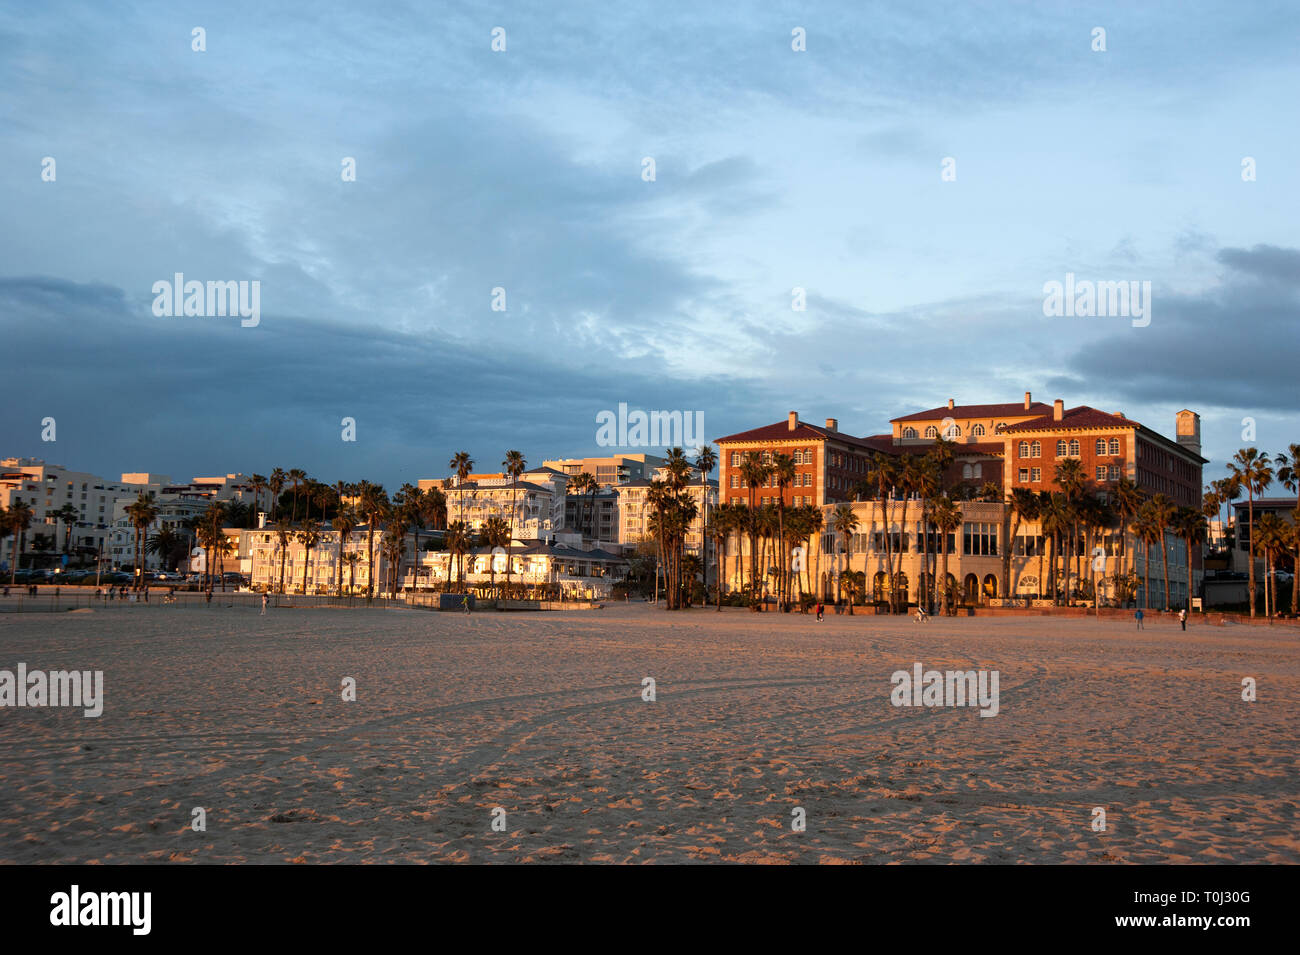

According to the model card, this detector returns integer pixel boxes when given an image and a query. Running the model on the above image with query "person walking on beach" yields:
[1135,608,1144,630]
[815,601,824,622]
[1179,608,1187,631]
[260,592,269,615]
[461,594,472,615]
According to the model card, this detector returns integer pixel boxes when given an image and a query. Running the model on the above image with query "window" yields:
[1095,439,1107,455]
[1108,465,1120,481]
[963,522,998,556]
[944,423,961,438]
[972,423,985,436]
[1031,441,1041,457]
[1056,440,1067,457]
[1068,439,1080,457]
[803,473,812,486]
[730,452,739,466]
[962,464,973,480]
[972,463,982,478]
[1019,468,1030,483]
[1096,466,1106,481]
[1031,467,1041,482]
[730,475,738,488]
[903,427,917,438]
[1108,438,1120,455]
[925,426,938,439]
[1019,441,1030,457]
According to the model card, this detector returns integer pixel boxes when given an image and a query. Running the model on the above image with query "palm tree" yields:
[125,492,158,589]
[273,518,293,594]
[483,515,510,598]
[502,450,526,601]
[695,445,717,604]
[1147,493,1177,611]
[1275,443,1300,615]
[395,484,425,582]
[287,469,307,523]
[1039,492,1069,605]
[1211,475,1242,550]
[297,518,322,595]
[248,473,267,528]
[1172,506,1207,615]
[445,521,471,591]
[145,525,183,572]
[1132,500,1163,611]
[709,500,736,610]
[865,453,898,612]
[355,481,389,600]
[770,453,796,607]
[1255,513,1287,618]
[381,519,408,596]
[6,501,33,582]
[930,496,961,614]
[1007,487,1039,600]
[449,452,474,525]
[1112,476,1142,580]
[51,503,79,557]
[332,506,357,596]
[1053,458,1086,600]
[268,468,286,521]
[343,551,361,597]
[831,505,858,612]
[568,472,598,540]
[738,453,772,603]
[1226,448,1273,617]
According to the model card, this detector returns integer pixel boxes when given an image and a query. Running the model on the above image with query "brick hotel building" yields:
[715,394,1207,608]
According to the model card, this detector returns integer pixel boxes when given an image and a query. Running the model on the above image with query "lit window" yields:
[903,427,917,438]
[925,426,938,439]
[972,424,986,436]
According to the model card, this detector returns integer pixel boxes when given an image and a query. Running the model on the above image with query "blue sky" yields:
[2,1,1298,488]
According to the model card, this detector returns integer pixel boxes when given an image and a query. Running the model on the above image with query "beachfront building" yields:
[715,398,1206,609]
[402,540,629,599]
[613,475,718,560]
[420,467,569,536]
[244,526,406,595]
[542,453,667,487]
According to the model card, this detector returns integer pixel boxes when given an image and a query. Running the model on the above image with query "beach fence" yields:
[0,588,407,613]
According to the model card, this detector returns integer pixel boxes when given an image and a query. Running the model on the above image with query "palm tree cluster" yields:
[645,448,704,610]
[1214,444,1300,618]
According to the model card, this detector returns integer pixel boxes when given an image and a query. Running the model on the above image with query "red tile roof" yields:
[1002,406,1137,432]
[715,421,899,455]
[893,402,1054,423]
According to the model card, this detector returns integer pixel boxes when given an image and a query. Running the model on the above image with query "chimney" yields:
[1024,391,1032,410]
[1052,399,1064,422]
[947,398,955,410]
[825,418,837,432]
[788,411,799,431]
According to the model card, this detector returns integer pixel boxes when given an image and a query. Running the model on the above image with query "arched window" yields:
[1108,438,1120,455]
[972,423,986,436]
[1019,441,1030,457]
[903,427,917,438]
[1068,439,1080,457]
[972,463,982,479]
[1095,438,1107,455]
[1056,440,1067,457]
[944,423,961,438]
[1031,441,1041,457]
[962,463,973,480]
[925,426,938,439]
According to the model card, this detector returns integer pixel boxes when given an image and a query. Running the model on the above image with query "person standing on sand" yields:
[1179,608,1187,631]
[261,592,268,615]
[1135,608,1144,630]
[816,601,824,621]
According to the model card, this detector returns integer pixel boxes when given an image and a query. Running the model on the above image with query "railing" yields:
[0,589,407,612]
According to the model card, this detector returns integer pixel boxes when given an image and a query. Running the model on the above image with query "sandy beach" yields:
[0,602,1296,864]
